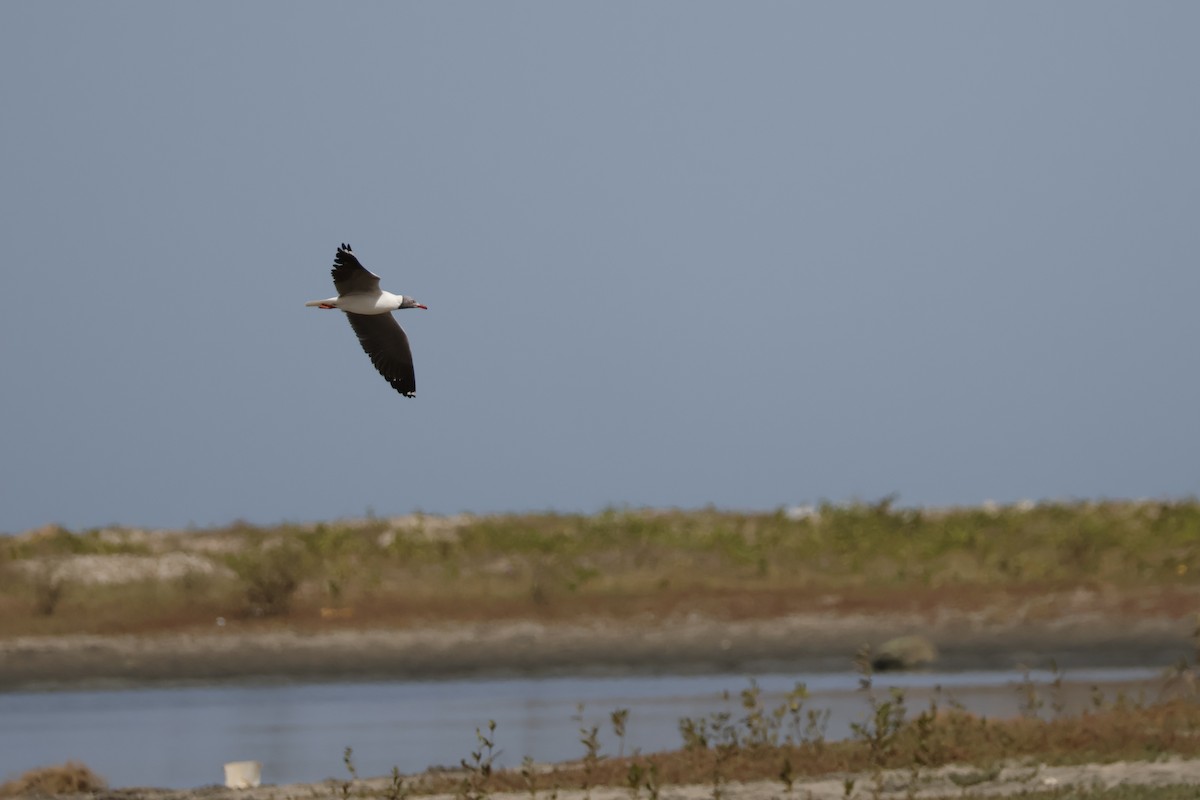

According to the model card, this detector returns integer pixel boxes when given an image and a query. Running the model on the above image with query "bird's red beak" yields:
[415,303,428,309]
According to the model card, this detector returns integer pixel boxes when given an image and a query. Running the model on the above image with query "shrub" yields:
[225,537,311,616]
[0,762,106,796]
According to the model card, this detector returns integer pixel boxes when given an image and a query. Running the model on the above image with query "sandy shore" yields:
[85,758,1200,800]
[0,609,1193,691]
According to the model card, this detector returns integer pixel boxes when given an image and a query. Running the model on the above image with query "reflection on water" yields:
[0,667,1160,789]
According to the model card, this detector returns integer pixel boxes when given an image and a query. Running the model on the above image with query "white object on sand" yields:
[224,760,262,789]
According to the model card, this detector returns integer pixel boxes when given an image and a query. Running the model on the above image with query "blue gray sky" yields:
[3,3,1198,533]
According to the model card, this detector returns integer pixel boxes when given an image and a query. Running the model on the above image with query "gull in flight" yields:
[306,243,427,397]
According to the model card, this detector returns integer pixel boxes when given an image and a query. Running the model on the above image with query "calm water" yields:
[0,667,1160,789]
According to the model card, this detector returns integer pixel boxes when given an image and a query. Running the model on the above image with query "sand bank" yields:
[80,758,1200,800]
[0,610,1192,691]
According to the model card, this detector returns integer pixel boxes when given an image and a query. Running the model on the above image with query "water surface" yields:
[0,667,1159,789]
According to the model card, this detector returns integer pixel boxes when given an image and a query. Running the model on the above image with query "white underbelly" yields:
[338,293,392,314]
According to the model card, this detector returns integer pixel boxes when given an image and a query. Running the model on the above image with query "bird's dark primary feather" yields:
[345,311,416,398]
[331,243,382,296]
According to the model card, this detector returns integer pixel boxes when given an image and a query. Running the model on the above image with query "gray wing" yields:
[331,243,382,296]
[345,311,416,398]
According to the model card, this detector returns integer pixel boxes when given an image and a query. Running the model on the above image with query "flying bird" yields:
[306,243,427,397]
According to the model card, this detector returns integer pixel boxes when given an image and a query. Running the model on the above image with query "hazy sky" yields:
[3,3,1198,533]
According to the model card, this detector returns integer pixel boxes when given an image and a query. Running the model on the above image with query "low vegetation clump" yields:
[0,761,106,796]
[1,498,1199,637]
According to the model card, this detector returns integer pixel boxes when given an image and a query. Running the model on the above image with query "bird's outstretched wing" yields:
[331,243,382,296]
[345,311,416,397]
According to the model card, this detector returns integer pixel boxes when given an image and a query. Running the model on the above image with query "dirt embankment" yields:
[0,607,1193,691]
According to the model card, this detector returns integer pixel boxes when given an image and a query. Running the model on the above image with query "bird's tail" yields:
[306,299,337,308]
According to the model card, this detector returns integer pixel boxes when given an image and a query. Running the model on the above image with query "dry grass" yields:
[0,762,106,796]
[396,694,1200,797]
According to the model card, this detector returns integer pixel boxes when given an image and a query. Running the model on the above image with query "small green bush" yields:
[225,537,311,616]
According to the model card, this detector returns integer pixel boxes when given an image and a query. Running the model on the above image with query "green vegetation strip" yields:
[3,499,1199,635]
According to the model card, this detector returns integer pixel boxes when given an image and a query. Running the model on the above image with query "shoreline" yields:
[0,611,1192,692]
[38,757,1200,799]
